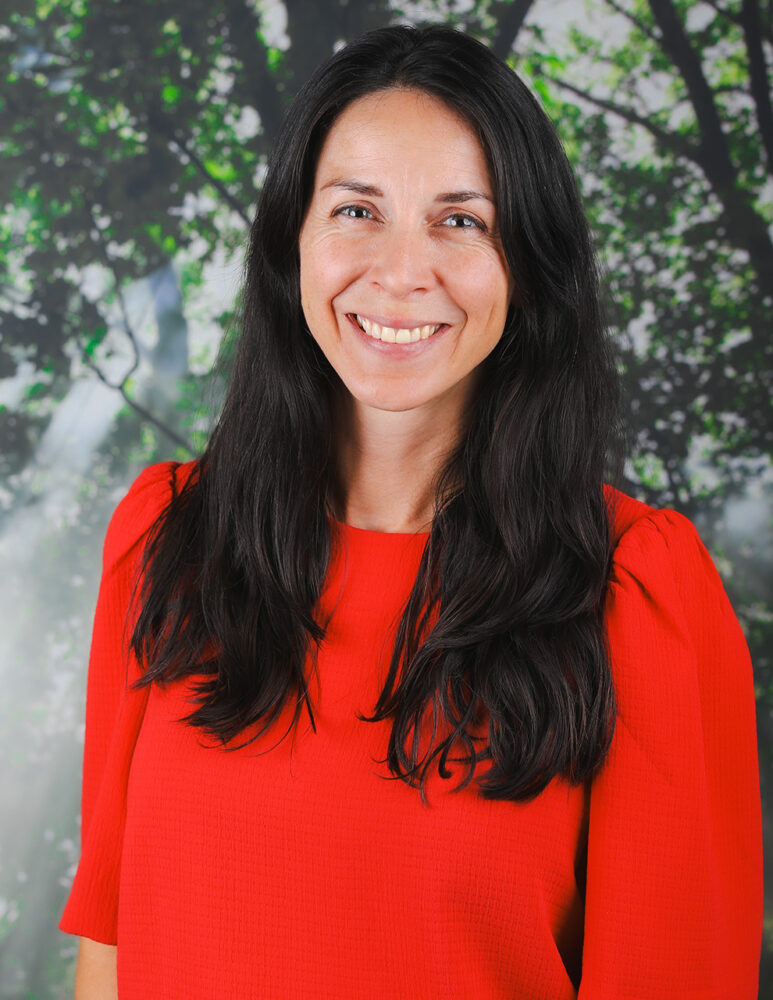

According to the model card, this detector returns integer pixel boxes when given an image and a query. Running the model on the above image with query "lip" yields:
[345,313,451,354]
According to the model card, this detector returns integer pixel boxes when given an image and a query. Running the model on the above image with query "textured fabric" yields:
[60,461,762,998]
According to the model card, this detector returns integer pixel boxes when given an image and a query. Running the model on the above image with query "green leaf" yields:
[82,327,106,358]
[162,83,182,106]
[24,381,48,400]
[203,158,235,182]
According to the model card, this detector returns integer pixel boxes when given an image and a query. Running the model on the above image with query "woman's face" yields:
[299,88,514,417]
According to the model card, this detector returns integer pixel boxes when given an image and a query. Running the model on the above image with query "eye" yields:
[333,204,375,220]
[440,212,486,232]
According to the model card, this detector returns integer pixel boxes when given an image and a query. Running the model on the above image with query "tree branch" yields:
[139,96,252,227]
[700,0,772,42]
[551,73,773,288]
[645,0,773,285]
[551,75,698,160]
[164,128,252,229]
[700,0,743,26]
[222,0,286,145]
[490,0,539,59]
[84,357,195,454]
[740,0,773,175]
[89,208,142,384]
[764,0,773,42]
[647,0,735,187]
[82,205,195,455]
[602,0,662,44]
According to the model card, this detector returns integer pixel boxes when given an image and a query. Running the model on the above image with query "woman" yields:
[62,24,762,998]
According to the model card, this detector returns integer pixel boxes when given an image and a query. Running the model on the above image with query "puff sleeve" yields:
[578,509,762,998]
[59,461,190,943]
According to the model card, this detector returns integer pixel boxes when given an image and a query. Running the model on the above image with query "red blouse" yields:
[60,461,762,998]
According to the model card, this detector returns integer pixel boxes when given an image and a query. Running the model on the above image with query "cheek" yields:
[454,259,511,323]
[300,236,362,318]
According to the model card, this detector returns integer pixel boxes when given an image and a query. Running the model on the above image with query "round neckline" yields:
[328,515,430,540]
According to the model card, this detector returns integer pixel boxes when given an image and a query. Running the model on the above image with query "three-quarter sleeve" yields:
[59,461,187,943]
[578,509,762,998]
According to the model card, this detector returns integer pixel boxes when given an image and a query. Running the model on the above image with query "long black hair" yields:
[132,24,623,801]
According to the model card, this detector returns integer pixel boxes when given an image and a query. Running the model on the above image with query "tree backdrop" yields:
[0,0,770,994]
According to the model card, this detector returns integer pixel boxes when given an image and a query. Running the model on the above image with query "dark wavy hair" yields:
[132,24,623,802]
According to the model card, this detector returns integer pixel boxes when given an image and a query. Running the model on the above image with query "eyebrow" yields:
[320,178,494,204]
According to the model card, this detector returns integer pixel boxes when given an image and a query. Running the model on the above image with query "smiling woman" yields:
[298,88,514,528]
[60,23,761,1000]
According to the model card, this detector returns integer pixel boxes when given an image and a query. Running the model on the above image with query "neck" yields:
[331,391,469,534]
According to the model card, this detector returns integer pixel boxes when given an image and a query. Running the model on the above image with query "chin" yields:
[354,395,425,413]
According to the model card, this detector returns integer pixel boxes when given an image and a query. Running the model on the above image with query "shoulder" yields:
[604,483,696,549]
[602,486,750,734]
[603,484,730,613]
[584,492,761,994]
[101,460,199,572]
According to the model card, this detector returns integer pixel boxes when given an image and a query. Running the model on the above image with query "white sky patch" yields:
[685,432,723,492]
[754,175,773,215]
[78,263,110,302]
[627,299,656,356]
[175,242,246,375]
[253,160,268,190]
[671,195,721,234]
[168,190,217,224]
[720,327,753,352]
[255,0,290,50]
[0,379,124,555]
[176,189,221,220]
[229,105,262,141]
[629,451,669,492]
[390,2,446,25]
[0,360,37,409]
[724,489,773,543]
[685,3,716,32]
[212,69,235,97]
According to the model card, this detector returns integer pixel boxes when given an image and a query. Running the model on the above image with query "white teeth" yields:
[355,315,442,343]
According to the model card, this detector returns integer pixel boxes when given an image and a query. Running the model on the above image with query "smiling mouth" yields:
[350,314,446,344]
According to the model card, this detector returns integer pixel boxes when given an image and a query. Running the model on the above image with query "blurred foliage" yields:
[0,0,770,994]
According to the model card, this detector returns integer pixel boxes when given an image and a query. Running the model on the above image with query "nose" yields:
[367,224,435,298]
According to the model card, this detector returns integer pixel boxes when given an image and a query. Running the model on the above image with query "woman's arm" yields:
[60,465,190,947]
[578,509,762,997]
[74,938,117,999]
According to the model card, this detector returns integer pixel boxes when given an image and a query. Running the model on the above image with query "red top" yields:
[60,461,762,998]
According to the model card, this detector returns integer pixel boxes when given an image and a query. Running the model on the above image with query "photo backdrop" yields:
[1,0,770,995]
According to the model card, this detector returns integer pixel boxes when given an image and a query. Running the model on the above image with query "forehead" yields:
[313,88,493,193]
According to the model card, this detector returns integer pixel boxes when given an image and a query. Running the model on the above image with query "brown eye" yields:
[441,213,486,232]
[334,205,374,220]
